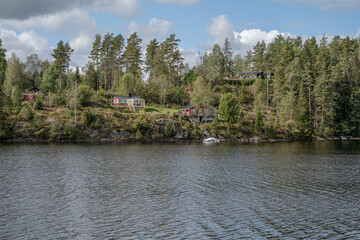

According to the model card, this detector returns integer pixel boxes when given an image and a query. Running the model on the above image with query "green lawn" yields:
[145,106,180,115]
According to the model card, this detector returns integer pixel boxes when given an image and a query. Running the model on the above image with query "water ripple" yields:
[1,141,360,239]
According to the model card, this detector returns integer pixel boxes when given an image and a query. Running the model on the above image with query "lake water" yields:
[1,141,360,239]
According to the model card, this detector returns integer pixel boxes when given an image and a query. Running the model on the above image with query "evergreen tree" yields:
[52,40,73,93]
[145,38,158,80]
[0,39,6,87]
[89,33,102,90]
[205,44,224,85]
[123,32,143,81]
[40,65,57,94]
[219,93,239,123]
[100,33,114,90]
[222,37,234,78]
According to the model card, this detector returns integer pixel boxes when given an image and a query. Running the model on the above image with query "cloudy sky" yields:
[0,0,359,68]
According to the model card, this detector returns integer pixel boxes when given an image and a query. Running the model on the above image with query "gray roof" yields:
[180,104,193,110]
[114,96,144,100]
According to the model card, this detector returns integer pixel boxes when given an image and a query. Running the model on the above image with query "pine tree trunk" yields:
[60,75,62,94]
[276,99,279,124]
[308,85,311,113]
[266,72,269,109]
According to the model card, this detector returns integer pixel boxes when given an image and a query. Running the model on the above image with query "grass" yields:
[145,106,180,115]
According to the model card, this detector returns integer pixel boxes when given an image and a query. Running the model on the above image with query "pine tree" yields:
[222,37,234,78]
[145,38,158,80]
[100,33,114,90]
[52,40,73,93]
[123,32,143,81]
[0,39,6,87]
[89,34,102,90]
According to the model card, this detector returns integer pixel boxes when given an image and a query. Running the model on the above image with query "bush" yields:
[21,102,34,121]
[55,96,65,106]
[44,93,55,107]
[77,84,94,107]
[33,97,43,110]
[254,112,264,132]
[81,110,95,126]
[136,129,142,139]
[324,127,334,137]
[165,121,174,137]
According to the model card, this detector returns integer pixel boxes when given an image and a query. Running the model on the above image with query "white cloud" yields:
[277,0,360,11]
[356,29,360,38]
[1,10,96,34]
[205,14,294,56]
[0,28,52,61]
[128,18,174,46]
[156,0,200,5]
[69,34,93,68]
[205,15,234,47]
[179,47,199,67]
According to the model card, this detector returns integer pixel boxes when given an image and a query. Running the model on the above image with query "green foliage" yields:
[20,102,34,120]
[190,76,214,107]
[81,110,95,125]
[219,93,239,123]
[10,85,22,108]
[119,73,134,96]
[4,52,23,96]
[165,121,174,137]
[33,97,43,110]
[238,84,249,103]
[77,84,94,107]
[136,129,142,139]
[131,117,148,135]
[40,65,57,94]
[0,39,6,87]
[54,95,65,106]
[254,112,264,132]
[0,120,13,139]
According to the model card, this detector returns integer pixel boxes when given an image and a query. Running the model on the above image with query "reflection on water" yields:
[1,141,360,239]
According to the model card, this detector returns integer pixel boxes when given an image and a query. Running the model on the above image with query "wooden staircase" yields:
[187,114,210,137]
[128,104,135,113]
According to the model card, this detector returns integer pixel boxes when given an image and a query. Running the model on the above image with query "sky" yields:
[0,0,359,69]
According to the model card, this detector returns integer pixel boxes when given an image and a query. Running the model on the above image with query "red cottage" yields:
[180,104,216,123]
[22,94,35,101]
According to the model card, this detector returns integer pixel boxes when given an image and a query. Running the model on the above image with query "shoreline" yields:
[1,136,358,144]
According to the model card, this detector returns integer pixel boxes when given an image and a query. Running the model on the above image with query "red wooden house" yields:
[22,94,35,101]
[180,104,216,123]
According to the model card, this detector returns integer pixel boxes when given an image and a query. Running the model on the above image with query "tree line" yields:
[0,33,359,138]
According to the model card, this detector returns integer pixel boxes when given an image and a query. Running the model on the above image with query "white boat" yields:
[340,136,347,140]
[203,137,219,143]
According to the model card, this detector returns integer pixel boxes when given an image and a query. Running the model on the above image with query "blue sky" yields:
[0,0,359,68]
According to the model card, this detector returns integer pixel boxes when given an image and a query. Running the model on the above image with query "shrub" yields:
[77,84,94,107]
[136,129,142,139]
[21,102,34,121]
[324,127,334,137]
[81,110,95,126]
[254,112,264,132]
[55,96,65,106]
[165,121,174,137]
[33,97,43,110]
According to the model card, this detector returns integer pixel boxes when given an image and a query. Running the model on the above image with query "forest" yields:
[0,32,359,141]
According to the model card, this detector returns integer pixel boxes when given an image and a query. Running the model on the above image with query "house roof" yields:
[114,96,144,100]
[180,104,193,110]
[180,104,217,111]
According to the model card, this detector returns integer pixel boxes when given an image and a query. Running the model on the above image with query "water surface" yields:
[1,141,360,239]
